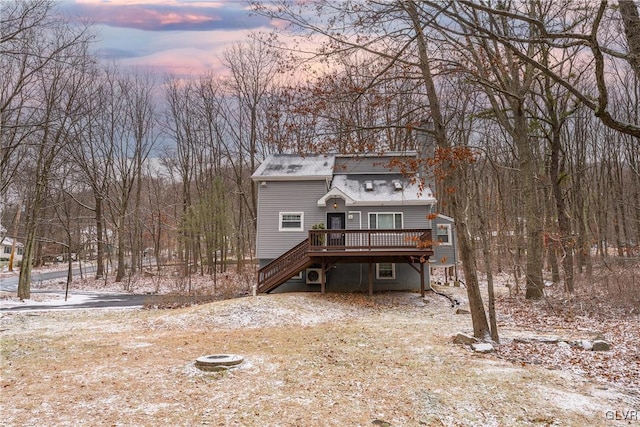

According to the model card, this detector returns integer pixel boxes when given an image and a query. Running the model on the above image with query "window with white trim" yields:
[369,212,402,229]
[3,246,10,254]
[279,212,304,231]
[369,213,402,278]
[376,263,395,279]
[436,223,452,245]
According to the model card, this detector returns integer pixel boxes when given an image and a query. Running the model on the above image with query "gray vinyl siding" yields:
[334,156,417,175]
[324,264,426,292]
[346,205,432,229]
[256,179,328,259]
[268,263,429,293]
[432,215,457,267]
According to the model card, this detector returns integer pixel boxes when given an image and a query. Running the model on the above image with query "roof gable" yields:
[251,154,335,181]
[333,152,419,175]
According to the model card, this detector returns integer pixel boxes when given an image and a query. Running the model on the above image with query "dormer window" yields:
[365,181,373,191]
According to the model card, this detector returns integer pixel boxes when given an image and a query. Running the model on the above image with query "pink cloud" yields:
[67,1,270,32]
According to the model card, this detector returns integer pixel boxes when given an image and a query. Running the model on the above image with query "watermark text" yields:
[606,409,639,422]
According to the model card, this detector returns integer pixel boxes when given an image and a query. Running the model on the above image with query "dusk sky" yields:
[60,0,279,75]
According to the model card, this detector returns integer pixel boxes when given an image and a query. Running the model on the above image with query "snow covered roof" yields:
[436,213,455,222]
[251,154,335,181]
[0,237,23,248]
[319,174,435,207]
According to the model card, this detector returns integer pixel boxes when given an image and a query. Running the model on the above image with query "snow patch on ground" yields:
[538,386,608,412]
[143,294,371,331]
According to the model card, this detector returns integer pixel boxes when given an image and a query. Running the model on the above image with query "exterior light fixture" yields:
[333,202,338,209]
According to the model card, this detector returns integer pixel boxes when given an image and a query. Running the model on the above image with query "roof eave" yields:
[251,175,332,182]
[346,199,437,207]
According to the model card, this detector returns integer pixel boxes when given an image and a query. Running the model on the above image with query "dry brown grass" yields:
[1,289,638,427]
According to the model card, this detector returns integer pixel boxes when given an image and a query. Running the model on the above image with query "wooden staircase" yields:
[257,239,312,293]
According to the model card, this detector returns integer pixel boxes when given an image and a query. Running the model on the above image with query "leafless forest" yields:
[2,1,639,334]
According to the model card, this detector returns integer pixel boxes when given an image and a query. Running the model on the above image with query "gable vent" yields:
[365,181,373,191]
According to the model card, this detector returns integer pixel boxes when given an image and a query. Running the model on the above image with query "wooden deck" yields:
[257,229,433,295]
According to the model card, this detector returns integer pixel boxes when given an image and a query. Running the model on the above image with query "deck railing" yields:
[257,229,433,293]
[308,228,432,251]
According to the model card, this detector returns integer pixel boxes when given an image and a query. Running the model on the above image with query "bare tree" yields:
[424,0,640,138]
[106,70,156,285]
[68,66,114,279]
[123,70,157,276]
[163,77,198,277]
[11,7,94,298]
[404,1,492,336]
[0,0,78,195]
[219,40,280,269]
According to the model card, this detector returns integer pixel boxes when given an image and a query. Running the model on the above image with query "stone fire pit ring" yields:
[195,354,244,372]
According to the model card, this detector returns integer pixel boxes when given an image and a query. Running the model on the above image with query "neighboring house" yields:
[0,237,24,262]
[252,152,458,295]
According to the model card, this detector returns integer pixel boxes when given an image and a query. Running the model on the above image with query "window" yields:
[369,212,402,229]
[279,212,304,231]
[437,223,452,245]
[370,213,401,279]
[376,263,395,279]
[3,246,10,254]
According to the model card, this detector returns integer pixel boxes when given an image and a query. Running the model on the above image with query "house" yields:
[251,152,457,295]
[0,237,24,263]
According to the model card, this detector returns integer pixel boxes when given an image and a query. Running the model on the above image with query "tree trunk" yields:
[95,196,105,279]
[513,111,544,300]
[115,214,126,283]
[17,210,37,300]
[18,169,49,299]
[549,126,574,293]
[474,178,499,342]
[455,208,491,339]
[619,0,640,81]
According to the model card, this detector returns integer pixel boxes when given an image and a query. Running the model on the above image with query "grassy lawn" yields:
[1,291,638,426]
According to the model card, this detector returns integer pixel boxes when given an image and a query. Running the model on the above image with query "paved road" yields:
[0,264,98,292]
[1,261,162,311]
[0,291,148,312]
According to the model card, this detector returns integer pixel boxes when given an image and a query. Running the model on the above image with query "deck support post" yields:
[321,258,326,294]
[368,262,373,296]
[420,262,425,297]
